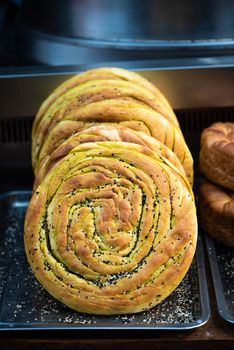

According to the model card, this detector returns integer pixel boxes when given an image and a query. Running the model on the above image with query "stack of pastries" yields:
[199,122,234,247]
[24,67,197,315]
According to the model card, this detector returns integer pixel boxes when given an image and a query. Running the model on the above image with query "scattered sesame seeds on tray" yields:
[206,235,234,324]
[0,191,210,330]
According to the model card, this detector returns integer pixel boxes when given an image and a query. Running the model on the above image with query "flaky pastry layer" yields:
[33,98,193,185]
[199,181,234,247]
[33,67,178,137]
[200,122,234,191]
[25,141,197,315]
[34,125,186,188]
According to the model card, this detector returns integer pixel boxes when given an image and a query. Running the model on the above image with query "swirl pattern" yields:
[33,67,178,137]
[33,98,193,185]
[34,124,186,189]
[200,122,234,191]
[199,181,234,247]
[26,67,197,315]
[25,142,197,315]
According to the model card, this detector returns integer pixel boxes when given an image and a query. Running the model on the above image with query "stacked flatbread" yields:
[25,68,197,315]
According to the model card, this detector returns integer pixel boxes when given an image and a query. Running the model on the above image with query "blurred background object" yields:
[1,0,234,66]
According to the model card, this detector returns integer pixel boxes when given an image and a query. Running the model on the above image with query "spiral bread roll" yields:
[25,142,197,315]
[200,122,234,191]
[32,67,178,137]
[199,182,234,247]
[33,97,193,185]
[199,122,234,246]
[31,68,193,180]
[26,67,197,314]
[34,125,186,189]
[32,78,180,170]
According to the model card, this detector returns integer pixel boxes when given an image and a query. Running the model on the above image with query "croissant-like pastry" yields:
[34,99,193,185]
[25,142,197,315]
[33,67,178,136]
[199,181,234,247]
[200,122,234,191]
[34,125,186,188]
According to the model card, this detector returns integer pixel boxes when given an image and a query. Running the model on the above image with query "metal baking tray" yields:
[0,191,210,331]
[205,235,234,324]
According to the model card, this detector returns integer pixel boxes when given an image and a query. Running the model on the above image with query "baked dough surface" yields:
[200,122,234,191]
[25,142,197,315]
[34,125,186,189]
[32,68,193,185]
[199,181,234,247]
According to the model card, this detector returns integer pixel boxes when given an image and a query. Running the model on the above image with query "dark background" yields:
[1,0,234,67]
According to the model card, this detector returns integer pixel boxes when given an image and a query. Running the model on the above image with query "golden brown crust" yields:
[25,142,197,315]
[33,67,178,136]
[200,122,234,191]
[32,68,180,171]
[33,99,193,185]
[199,181,234,247]
[34,125,186,188]
[26,67,196,315]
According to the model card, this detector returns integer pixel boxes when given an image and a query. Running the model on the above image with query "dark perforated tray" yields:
[0,191,210,330]
[205,235,234,324]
